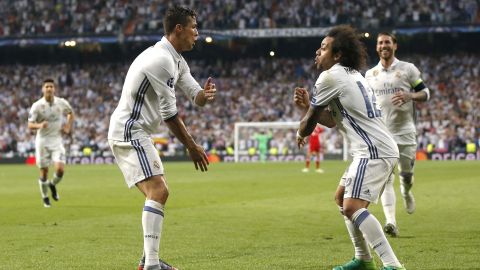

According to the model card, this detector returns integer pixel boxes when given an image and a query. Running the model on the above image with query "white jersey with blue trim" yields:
[108,36,202,142]
[365,58,425,138]
[311,63,398,159]
[28,96,73,146]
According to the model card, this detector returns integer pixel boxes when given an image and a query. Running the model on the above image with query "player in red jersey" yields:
[303,124,324,173]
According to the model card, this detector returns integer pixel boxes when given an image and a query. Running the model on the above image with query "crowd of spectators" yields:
[0,0,479,37]
[0,53,478,159]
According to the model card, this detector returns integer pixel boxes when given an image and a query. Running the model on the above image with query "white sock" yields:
[340,206,372,261]
[142,200,164,266]
[352,208,402,267]
[381,174,396,225]
[38,179,49,198]
[52,173,62,185]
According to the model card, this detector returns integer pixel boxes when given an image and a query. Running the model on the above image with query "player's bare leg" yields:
[136,175,177,270]
[315,152,324,173]
[303,151,311,172]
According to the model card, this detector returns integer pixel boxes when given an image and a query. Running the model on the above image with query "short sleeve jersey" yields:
[108,36,202,141]
[311,64,398,159]
[28,96,73,144]
[365,58,425,137]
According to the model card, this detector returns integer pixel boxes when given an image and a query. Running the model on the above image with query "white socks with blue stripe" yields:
[352,208,401,267]
[341,208,372,261]
[38,179,49,198]
[142,199,165,266]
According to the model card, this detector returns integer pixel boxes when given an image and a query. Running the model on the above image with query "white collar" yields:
[157,36,182,61]
[378,57,399,71]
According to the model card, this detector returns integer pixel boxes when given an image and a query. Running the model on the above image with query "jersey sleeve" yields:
[311,71,340,107]
[61,98,73,114]
[407,64,426,92]
[176,60,202,103]
[28,104,38,123]
[142,55,179,120]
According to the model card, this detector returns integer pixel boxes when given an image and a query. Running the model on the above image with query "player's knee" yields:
[56,169,64,178]
[400,172,413,185]
[342,206,357,219]
[334,191,344,208]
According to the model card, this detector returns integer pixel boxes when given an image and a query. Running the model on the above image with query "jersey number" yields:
[356,81,381,118]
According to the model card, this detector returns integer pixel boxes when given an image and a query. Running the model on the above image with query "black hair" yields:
[377,32,397,44]
[327,25,368,71]
[43,78,54,84]
[163,6,197,35]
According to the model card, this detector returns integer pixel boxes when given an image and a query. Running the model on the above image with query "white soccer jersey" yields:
[311,63,398,159]
[108,37,202,142]
[28,96,73,145]
[365,58,426,139]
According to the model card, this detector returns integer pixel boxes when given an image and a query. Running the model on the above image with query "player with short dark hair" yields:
[366,32,431,237]
[294,25,406,270]
[28,78,74,207]
[108,5,217,270]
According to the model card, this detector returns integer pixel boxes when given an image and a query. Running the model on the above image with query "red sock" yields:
[306,160,310,168]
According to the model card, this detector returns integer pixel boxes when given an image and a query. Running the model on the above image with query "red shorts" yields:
[309,142,320,153]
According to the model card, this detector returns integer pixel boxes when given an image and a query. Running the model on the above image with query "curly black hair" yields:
[327,25,367,71]
[163,6,197,35]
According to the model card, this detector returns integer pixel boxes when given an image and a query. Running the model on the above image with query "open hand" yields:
[203,77,216,102]
[188,144,210,172]
[391,91,412,106]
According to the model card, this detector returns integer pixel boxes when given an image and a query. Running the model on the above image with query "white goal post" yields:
[233,121,348,162]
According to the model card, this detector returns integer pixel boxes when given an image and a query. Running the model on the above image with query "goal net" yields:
[233,121,347,162]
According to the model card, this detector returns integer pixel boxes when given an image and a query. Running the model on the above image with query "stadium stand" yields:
[0,0,479,37]
[0,54,478,158]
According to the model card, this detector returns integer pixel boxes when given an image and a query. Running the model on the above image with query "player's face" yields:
[42,82,55,99]
[178,17,199,52]
[376,35,397,60]
[315,37,337,71]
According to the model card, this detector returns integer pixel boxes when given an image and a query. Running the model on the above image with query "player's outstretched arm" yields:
[164,114,209,171]
[195,77,217,106]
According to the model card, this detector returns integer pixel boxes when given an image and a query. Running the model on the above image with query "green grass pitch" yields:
[1,161,479,269]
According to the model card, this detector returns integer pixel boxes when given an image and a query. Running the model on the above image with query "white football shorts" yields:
[340,157,398,203]
[109,137,164,188]
[35,141,66,168]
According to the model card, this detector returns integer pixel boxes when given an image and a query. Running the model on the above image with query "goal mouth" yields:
[233,121,347,162]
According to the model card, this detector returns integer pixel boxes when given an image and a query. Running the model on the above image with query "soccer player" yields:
[294,25,406,270]
[302,124,324,173]
[254,130,272,162]
[365,32,430,237]
[28,78,74,208]
[107,6,216,270]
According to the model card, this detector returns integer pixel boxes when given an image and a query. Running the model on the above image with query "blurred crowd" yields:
[0,0,479,37]
[0,53,478,158]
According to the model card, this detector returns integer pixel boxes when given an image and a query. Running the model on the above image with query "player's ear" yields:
[333,52,342,62]
[174,24,183,33]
